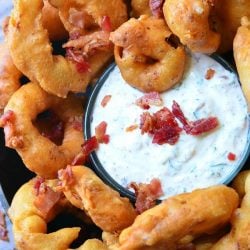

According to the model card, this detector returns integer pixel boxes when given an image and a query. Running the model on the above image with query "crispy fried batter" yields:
[60,166,137,233]
[72,239,108,250]
[233,16,250,107]
[110,15,186,93]
[131,0,151,17]
[1,82,84,178]
[118,185,239,250]
[163,0,221,53]
[231,170,250,199]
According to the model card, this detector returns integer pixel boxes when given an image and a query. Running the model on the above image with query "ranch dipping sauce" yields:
[90,53,249,199]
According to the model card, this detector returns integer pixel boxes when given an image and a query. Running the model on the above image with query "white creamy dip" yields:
[90,53,249,199]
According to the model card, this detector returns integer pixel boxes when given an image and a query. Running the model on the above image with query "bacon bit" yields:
[136,92,163,109]
[205,68,215,80]
[101,95,112,107]
[154,107,179,129]
[153,125,180,145]
[34,186,61,218]
[0,110,15,127]
[100,16,112,32]
[228,152,236,161]
[149,0,164,18]
[0,211,8,241]
[69,116,83,131]
[172,101,219,136]
[140,112,155,134]
[71,136,99,165]
[33,177,47,196]
[129,178,163,214]
[126,124,138,132]
[95,121,110,144]
[58,165,75,189]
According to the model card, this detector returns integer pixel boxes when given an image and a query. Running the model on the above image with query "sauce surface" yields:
[90,53,249,199]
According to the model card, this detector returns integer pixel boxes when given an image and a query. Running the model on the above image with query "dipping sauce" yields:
[90,53,249,199]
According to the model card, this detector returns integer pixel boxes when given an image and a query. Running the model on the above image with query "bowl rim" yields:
[84,54,250,202]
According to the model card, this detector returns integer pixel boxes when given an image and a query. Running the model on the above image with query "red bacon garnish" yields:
[129,178,163,214]
[101,95,112,107]
[228,152,236,161]
[71,136,99,165]
[205,68,215,80]
[95,121,110,144]
[126,124,138,132]
[33,177,46,196]
[0,211,8,241]
[149,0,164,18]
[136,92,163,110]
[100,16,112,32]
[152,125,180,145]
[58,165,75,189]
[140,112,155,134]
[172,101,219,136]
[34,186,61,218]
[0,110,15,126]
[69,116,82,131]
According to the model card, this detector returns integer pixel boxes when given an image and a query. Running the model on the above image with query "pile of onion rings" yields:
[0,0,250,249]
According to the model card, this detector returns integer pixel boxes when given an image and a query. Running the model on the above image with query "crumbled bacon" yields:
[33,177,47,196]
[205,68,215,80]
[0,211,8,241]
[101,95,112,107]
[140,112,155,134]
[34,186,61,218]
[172,101,188,126]
[95,121,110,144]
[100,16,112,32]
[129,178,163,214]
[149,0,164,18]
[0,110,15,127]
[71,136,99,165]
[152,125,180,145]
[136,92,163,109]
[126,124,138,132]
[58,165,75,189]
[228,152,236,161]
[69,116,83,131]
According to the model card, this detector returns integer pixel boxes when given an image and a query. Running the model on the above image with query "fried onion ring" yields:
[0,82,84,178]
[118,185,239,250]
[131,0,151,17]
[6,0,114,97]
[0,42,22,115]
[8,178,81,250]
[110,15,186,93]
[58,165,137,233]
[233,17,250,106]
[163,0,221,53]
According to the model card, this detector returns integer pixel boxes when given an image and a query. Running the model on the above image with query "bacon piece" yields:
[126,124,138,132]
[95,121,110,144]
[58,165,75,189]
[34,186,61,218]
[101,95,112,107]
[172,101,188,126]
[154,107,179,129]
[228,152,236,161]
[149,0,164,18]
[205,68,215,80]
[136,92,163,109]
[129,178,163,214]
[33,177,46,196]
[71,136,99,165]
[0,211,8,241]
[0,110,15,126]
[140,112,155,134]
[69,116,83,131]
[153,125,180,145]
[100,16,112,32]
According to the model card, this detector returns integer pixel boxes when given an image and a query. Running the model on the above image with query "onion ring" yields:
[118,185,239,250]
[110,15,186,93]
[0,82,84,178]
[163,0,221,53]
[0,42,22,115]
[6,0,115,97]
[58,165,137,233]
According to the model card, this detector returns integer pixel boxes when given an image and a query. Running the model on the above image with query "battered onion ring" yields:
[59,165,137,233]
[110,15,186,93]
[211,173,250,249]
[131,0,151,17]
[0,42,22,115]
[72,239,108,250]
[0,82,84,178]
[8,179,81,250]
[233,17,250,106]
[118,185,239,250]
[6,0,113,97]
[49,0,128,35]
[163,0,221,53]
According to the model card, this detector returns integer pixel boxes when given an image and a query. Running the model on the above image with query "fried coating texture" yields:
[71,239,108,250]
[1,82,84,178]
[163,0,221,53]
[42,0,68,41]
[231,170,250,199]
[60,166,137,232]
[0,42,22,115]
[131,0,151,17]
[211,174,250,249]
[6,0,113,97]
[118,185,239,250]
[110,15,186,93]
[8,179,81,250]
[233,17,250,106]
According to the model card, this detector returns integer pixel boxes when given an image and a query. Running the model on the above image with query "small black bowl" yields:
[84,55,250,202]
